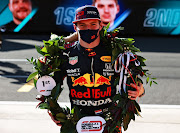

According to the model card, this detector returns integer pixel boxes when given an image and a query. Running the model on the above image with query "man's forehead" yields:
[10,0,31,3]
[96,0,116,3]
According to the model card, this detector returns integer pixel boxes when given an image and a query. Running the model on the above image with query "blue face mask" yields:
[78,29,99,44]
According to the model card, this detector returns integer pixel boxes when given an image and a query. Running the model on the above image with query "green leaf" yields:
[59,46,65,50]
[103,22,110,36]
[33,59,37,66]
[35,45,44,55]
[26,71,38,82]
[65,106,70,114]
[47,40,54,45]
[37,59,43,68]
[123,113,130,131]
[130,46,140,52]
[26,58,30,62]
[151,78,157,80]
[54,58,61,68]
[52,69,61,72]
[73,106,82,122]
[54,40,59,46]
[113,26,124,33]
[61,120,76,133]
[56,117,66,122]
[150,81,153,87]
[48,98,63,114]
[117,43,123,51]
[134,100,141,112]
[153,81,158,84]
[112,47,119,62]
[146,77,149,84]
[33,78,37,88]
[43,40,48,44]
[41,47,48,53]
[71,108,74,114]
[39,103,50,109]
[51,83,62,100]
[44,54,51,57]
[30,57,34,62]
[137,55,146,62]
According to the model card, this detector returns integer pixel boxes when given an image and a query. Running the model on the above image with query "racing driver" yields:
[51,5,145,132]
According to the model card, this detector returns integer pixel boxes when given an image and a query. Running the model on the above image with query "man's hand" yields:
[128,82,144,100]
[48,110,62,126]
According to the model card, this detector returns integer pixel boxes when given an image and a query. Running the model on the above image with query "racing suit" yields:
[54,41,116,115]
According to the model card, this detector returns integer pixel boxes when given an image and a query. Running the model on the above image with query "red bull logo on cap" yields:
[71,73,111,87]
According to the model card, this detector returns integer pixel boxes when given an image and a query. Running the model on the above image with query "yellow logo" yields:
[100,56,111,62]
[71,73,111,87]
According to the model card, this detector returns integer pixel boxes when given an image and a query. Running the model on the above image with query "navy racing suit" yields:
[54,41,116,116]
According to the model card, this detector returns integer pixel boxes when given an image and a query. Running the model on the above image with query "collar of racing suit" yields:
[77,41,104,56]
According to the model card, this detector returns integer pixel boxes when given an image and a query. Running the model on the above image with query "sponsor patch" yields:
[95,109,103,115]
[87,11,97,15]
[66,68,80,73]
[72,98,112,106]
[76,116,106,133]
[103,63,114,76]
[69,56,78,65]
[100,56,111,62]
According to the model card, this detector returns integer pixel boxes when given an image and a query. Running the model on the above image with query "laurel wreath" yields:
[26,24,157,133]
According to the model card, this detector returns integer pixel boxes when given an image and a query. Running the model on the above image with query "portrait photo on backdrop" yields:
[0,0,32,32]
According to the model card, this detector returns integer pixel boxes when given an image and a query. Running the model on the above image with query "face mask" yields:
[78,29,99,44]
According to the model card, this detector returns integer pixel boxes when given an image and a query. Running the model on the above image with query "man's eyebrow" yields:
[97,4,104,6]
[108,4,115,6]
[90,22,97,24]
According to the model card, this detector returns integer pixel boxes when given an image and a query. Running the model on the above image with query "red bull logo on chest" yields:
[71,73,111,87]
[71,87,111,99]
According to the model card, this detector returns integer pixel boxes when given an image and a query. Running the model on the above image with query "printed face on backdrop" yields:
[9,0,32,24]
[94,0,120,26]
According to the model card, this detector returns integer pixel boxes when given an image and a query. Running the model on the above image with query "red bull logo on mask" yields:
[71,73,111,87]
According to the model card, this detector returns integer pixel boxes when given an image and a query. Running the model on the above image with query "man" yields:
[63,0,120,41]
[0,0,32,32]
[92,0,120,27]
[52,5,144,132]
[64,0,120,41]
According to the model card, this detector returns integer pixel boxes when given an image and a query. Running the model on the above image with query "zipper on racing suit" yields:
[91,57,95,84]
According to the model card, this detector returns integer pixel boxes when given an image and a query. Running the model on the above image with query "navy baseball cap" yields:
[73,5,101,24]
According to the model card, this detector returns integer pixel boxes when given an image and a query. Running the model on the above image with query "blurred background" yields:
[0,0,180,133]
[0,0,180,104]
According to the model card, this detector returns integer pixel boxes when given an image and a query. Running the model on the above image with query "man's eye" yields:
[13,0,19,4]
[98,5,104,8]
[23,0,29,3]
[109,5,115,8]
